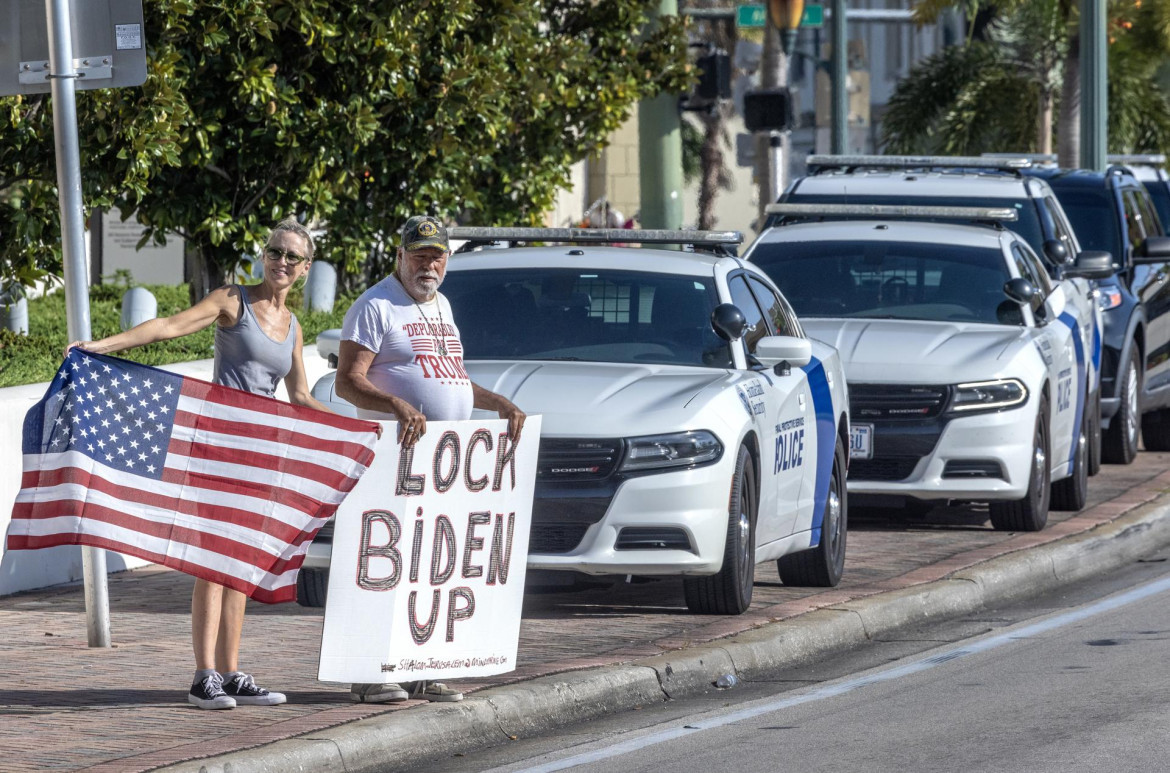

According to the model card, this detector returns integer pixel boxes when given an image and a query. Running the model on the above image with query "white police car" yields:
[305,227,851,615]
[777,154,1106,474]
[745,205,1113,531]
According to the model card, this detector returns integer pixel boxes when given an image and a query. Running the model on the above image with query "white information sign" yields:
[318,417,541,683]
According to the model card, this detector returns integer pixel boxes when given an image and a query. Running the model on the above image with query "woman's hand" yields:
[66,340,88,357]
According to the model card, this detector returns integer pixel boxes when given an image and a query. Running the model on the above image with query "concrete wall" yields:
[0,342,332,597]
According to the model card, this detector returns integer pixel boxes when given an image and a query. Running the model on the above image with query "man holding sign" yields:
[336,215,526,703]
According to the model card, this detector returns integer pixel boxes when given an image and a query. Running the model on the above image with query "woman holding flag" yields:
[67,217,340,710]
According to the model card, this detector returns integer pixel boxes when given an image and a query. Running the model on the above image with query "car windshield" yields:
[779,193,1046,254]
[749,240,1015,324]
[1049,189,1123,257]
[440,268,734,368]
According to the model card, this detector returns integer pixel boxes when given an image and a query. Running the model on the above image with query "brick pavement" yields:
[2,450,1168,772]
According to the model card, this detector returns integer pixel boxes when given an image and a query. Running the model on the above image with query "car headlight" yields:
[949,378,1029,414]
[1098,289,1123,311]
[620,430,723,472]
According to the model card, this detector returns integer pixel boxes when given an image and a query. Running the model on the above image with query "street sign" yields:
[0,0,146,96]
[736,3,823,29]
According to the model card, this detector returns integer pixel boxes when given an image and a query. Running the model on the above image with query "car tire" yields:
[1141,407,1170,451]
[1103,348,1141,464]
[777,436,848,587]
[1087,389,1102,477]
[296,567,329,608]
[684,446,756,615]
[1051,403,1088,512]
[989,394,1050,532]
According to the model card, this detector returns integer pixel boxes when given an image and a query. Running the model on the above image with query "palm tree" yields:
[885,0,1170,158]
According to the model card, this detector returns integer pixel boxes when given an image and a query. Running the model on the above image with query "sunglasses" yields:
[264,247,308,265]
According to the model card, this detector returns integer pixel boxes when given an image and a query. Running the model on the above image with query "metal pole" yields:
[831,0,848,154]
[1078,0,1106,171]
[638,0,684,230]
[755,24,789,227]
[46,0,111,648]
[769,132,784,203]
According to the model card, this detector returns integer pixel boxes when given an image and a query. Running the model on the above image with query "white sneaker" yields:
[350,682,409,703]
[407,681,463,702]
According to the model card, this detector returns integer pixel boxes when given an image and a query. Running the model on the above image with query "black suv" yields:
[1026,166,1170,463]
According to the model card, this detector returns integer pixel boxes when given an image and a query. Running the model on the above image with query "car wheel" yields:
[1087,389,1102,477]
[989,394,1050,532]
[1141,407,1170,451]
[296,567,329,608]
[777,436,848,587]
[684,446,756,615]
[1051,403,1088,512]
[1103,348,1140,464]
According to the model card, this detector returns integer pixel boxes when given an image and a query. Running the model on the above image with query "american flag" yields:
[8,349,379,603]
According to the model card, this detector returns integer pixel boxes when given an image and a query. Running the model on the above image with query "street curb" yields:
[160,496,1170,773]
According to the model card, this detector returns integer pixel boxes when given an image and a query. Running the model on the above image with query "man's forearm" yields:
[338,374,412,416]
[472,383,515,412]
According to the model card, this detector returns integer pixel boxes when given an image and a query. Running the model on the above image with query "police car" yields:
[306,227,851,615]
[777,154,1106,474]
[745,205,1113,531]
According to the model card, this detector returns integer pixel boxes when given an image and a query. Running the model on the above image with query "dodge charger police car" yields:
[745,206,1112,531]
[776,155,1106,474]
[305,227,851,615]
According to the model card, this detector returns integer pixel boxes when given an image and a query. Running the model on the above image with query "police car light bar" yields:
[981,152,1058,165]
[765,203,1019,222]
[1108,154,1168,166]
[448,227,744,247]
[807,154,1033,172]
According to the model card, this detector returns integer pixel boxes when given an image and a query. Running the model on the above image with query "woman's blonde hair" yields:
[266,216,315,261]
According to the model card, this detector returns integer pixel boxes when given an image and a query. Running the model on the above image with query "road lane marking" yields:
[499,572,1170,773]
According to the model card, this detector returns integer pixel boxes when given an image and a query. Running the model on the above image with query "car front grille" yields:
[849,456,922,481]
[529,522,593,554]
[537,438,623,481]
[850,384,951,421]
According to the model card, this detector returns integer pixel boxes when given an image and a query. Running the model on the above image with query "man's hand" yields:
[500,404,526,443]
[396,401,428,447]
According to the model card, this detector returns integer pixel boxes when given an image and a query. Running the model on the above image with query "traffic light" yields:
[695,51,732,102]
[743,88,793,132]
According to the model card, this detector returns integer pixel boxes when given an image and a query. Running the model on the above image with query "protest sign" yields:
[318,416,540,683]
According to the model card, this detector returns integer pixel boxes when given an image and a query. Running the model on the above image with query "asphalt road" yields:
[426,544,1170,773]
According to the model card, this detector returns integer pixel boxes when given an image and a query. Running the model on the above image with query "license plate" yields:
[850,423,873,460]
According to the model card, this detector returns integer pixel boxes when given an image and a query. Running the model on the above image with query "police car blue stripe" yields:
[1092,315,1102,373]
[1059,311,1087,469]
[801,356,835,547]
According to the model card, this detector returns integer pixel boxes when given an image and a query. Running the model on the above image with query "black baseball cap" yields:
[401,215,449,252]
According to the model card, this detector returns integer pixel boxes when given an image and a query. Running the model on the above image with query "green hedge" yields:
[0,283,353,388]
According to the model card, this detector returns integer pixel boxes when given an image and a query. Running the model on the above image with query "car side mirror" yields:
[754,335,812,370]
[1043,239,1072,265]
[711,303,748,341]
[1135,235,1170,262]
[1064,250,1115,280]
[1003,278,1038,306]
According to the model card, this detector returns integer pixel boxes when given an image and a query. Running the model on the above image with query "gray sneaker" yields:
[406,681,464,702]
[350,682,409,703]
[188,673,235,710]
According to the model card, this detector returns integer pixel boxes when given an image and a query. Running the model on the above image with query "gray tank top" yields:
[213,285,298,397]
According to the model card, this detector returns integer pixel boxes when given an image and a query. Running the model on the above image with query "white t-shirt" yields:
[341,274,474,421]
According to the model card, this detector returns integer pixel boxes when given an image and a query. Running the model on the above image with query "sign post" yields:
[2,0,147,647]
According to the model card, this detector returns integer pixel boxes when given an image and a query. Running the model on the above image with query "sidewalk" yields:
[3,451,1170,772]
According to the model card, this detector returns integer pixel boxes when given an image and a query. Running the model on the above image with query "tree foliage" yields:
[886,0,1170,157]
[0,1,692,297]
